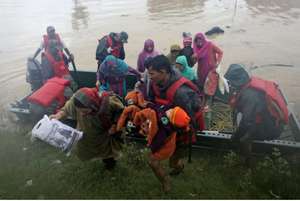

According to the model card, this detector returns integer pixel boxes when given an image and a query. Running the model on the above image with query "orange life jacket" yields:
[151,77,205,142]
[43,34,62,51]
[230,76,289,125]
[43,51,69,78]
[27,77,70,109]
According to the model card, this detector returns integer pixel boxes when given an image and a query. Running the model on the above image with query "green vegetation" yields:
[0,126,300,199]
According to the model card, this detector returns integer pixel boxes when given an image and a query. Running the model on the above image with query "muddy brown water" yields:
[0,0,300,120]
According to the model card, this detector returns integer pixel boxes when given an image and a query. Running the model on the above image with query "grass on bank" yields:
[0,126,300,199]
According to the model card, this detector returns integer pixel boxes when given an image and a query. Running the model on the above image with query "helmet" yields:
[119,31,128,43]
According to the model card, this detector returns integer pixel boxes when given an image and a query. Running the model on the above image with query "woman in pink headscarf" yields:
[193,32,223,88]
[137,39,160,73]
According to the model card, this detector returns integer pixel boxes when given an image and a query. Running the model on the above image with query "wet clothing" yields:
[40,34,66,52]
[137,39,160,73]
[166,44,181,66]
[96,32,125,65]
[149,70,204,134]
[179,46,195,67]
[193,32,223,87]
[60,88,124,161]
[232,87,283,141]
[97,55,140,97]
[175,56,197,81]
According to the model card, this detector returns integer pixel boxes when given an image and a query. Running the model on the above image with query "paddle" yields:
[69,57,81,87]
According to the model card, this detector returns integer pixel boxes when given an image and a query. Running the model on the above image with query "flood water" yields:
[0,0,300,116]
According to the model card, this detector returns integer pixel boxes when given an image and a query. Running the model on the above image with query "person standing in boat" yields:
[95,31,128,69]
[96,55,140,97]
[175,55,197,82]
[178,32,196,67]
[137,39,160,74]
[166,44,181,66]
[32,26,74,63]
[50,87,124,170]
[224,64,289,166]
[146,55,205,189]
[193,32,223,89]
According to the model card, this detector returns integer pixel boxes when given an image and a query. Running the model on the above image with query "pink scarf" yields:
[193,32,213,86]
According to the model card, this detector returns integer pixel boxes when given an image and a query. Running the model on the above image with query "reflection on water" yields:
[147,0,205,23]
[72,0,89,31]
[245,0,300,24]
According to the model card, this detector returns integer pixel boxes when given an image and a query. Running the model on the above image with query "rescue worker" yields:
[146,55,205,186]
[224,64,289,165]
[40,40,77,90]
[95,31,128,69]
[50,87,124,170]
[32,26,74,62]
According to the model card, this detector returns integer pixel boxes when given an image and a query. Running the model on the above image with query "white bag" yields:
[216,64,230,95]
[32,115,83,153]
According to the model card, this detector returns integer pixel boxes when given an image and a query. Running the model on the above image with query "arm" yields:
[234,89,262,139]
[137,54,145,73]
[119,45,125,60]
[33,48,42,59]
[96,37,109,62]
[128,66,141,80]
[174,86,203,130]
[107,95,125,135]
[212,44,223,65]
[33,40,44,59]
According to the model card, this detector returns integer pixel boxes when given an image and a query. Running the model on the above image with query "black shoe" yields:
[169,164,184,176]
[103,158,116,171]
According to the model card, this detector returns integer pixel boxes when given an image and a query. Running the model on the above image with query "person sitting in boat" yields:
[146,55,205,176]
[32,26,74,63]
[96,55,140,97]
[224,64,289,166]
[137,39,160,74]
[175,55,197,82]
[50,87,124,170]
[178,32,196,67]
[39,40,77,90]
[166,44,181,66]
[95,31,128,69]
[192,32,223,89]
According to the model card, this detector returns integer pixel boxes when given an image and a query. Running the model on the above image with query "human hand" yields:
[107,47,113,53]
[108,124,117,135]
[49,111,65,120]
[69,53,74,61]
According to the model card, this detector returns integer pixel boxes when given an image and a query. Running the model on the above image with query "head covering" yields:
[74,87,101,112]
[168,106,191,128]
[137,39,159,73]
[119,31,128,43]
[224,64,250,88]
[100,55,128,77]
[193,32,212,61]
[175,56,196,81]
[170,44,181,52]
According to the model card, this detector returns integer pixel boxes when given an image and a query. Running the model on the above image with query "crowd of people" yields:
[30,26,289,193]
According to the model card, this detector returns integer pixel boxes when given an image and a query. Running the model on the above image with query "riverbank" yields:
[0,126,300,199]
